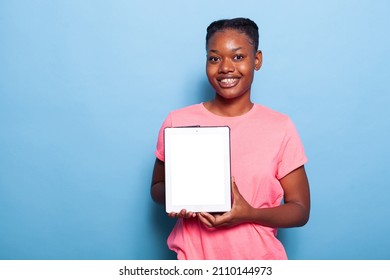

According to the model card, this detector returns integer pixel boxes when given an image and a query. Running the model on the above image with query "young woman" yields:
[151,18,310,260]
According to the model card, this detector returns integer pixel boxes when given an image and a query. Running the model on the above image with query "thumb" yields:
[231,176,240,196]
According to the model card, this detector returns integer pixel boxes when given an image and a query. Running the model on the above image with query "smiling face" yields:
[206,29,262,103]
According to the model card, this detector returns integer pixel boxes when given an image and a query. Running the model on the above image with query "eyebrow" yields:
[208,47,243,53]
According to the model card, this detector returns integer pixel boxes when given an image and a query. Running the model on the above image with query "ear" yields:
[254,50,262,71]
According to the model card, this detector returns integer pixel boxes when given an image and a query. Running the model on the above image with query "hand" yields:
[168,209,197,219]
[197,177,254,228]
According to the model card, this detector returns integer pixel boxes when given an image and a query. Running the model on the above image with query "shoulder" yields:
[162,103,201,121]
[169,103,203,115]
[253,104,291,125]
[165,103,207,126]
[250,104,303,140]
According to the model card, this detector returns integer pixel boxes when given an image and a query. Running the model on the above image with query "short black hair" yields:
[206,18,259,52]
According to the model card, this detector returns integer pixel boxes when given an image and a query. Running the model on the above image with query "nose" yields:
[219,58,234,73]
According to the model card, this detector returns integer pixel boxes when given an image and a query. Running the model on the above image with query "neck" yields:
[205,95,253,117]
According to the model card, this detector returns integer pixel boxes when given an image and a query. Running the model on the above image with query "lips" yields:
[218,77,240,88]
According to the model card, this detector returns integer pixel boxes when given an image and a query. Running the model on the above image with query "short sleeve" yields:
[154,113,173,162]
[276,118,308,179]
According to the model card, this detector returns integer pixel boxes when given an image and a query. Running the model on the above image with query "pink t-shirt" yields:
[155,103,307,259]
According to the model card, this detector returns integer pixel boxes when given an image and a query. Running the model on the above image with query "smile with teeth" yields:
[219,77,239,87]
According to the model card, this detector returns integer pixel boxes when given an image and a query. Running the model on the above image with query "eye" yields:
[234,54,245,61]
[208,56,220,63]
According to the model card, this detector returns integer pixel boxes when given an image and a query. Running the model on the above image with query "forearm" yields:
[151,181,166,205]
[247,202,309,228]
[198,172,310,229]
[150,158,166,205]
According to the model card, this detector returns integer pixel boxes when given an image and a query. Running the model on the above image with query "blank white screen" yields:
[170,133,225,205]
[164,126,231,212]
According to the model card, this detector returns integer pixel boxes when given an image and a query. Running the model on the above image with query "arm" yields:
[198,165,310,228]
[150,158,166,205]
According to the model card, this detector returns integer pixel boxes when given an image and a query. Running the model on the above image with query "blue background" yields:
[1,0,389,260]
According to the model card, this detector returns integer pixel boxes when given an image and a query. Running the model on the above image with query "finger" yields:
[231,178,245,205]
[231,176,239,194]
[168,209,186,218]
[185,211,196,218]
[179,209,185,217]
[181,209,197,218]
[200,212,216,221]
[198,212,216,227]
[210,213,231,227]
[197,214,213,227]
[168,212,177,218]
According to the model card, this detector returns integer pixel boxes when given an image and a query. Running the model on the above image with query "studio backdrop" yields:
[1,0,389,259]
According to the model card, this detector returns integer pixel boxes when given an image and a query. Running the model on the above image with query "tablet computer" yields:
[164,126,231,213]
